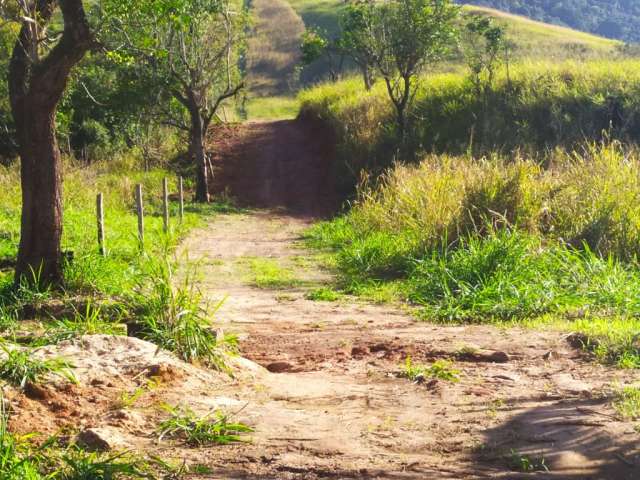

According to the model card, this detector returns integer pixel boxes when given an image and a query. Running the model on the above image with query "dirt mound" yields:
[5,335,246,445]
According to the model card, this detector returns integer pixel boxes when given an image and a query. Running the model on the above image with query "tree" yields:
[2,0,97,286]
[336,0,378,90]
[300,28,344,83]
[372,0,459,141]
[461,15,505,96]
[141,0,246,203]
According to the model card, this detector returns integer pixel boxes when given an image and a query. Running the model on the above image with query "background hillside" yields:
[286,1,621,85]
[459,0,640,43]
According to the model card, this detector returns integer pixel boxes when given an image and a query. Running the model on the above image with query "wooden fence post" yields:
[135,184,144,248]
[163,177,169,233]
[96,193,105,256]
[179,176,185,222]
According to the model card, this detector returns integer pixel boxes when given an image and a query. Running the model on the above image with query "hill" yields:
[460,0,640,43]
[286,1,621,84]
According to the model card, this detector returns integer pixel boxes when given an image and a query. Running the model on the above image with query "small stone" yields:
[76,427,130,452]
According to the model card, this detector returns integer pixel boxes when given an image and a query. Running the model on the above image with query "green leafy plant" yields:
[402,357,460,382]
[157,404,253,446]
[0,346,76,388]
[305,287,343,302]
[508,450,549,472]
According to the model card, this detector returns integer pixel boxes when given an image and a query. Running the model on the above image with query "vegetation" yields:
[613,385,640,421]
[157,404,253,446]
[0,347,75,388]
[402,356,461,382]
[461,1,640,43]
[306,140,640,368]
[300,60,640,187]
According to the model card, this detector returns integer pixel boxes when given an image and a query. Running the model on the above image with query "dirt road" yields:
[180,119,640,478]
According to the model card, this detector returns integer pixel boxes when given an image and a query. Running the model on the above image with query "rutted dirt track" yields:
[182,119,640,478]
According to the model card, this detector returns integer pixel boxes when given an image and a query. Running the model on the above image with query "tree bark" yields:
[191,110,210,203]
[9,0,94,287]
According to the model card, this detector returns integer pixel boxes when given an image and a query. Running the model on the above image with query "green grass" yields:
[305,287,342,302]
[299,60,640,187]
[613,386,640,421]
[157,404,253,446]
[243,96,299,121]
[306,141,640,369]
[132,257,237,372]
[244,258,301,289]
[0,347,76,388]
[402,357,461,383]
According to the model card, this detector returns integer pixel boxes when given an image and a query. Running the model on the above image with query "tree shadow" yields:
[472,396,640,479]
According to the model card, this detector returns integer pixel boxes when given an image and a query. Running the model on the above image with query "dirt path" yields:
[181,120,640,478]
[182,211,638,479]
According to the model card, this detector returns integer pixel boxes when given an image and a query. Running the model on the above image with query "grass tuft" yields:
[157,404,253,446]
[0,346,76,388]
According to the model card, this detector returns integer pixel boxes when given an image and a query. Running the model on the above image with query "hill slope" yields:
[460,0,640,43]
[287,1,620,84]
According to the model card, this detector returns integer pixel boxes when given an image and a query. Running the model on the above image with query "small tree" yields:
[461,15,505,96]
[300,28,344,82]
[146,0,246,202]
[2,0,97,286]
[372,0,459,141]
[336,1,378,90]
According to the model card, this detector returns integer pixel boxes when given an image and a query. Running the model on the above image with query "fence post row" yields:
[163,177,170,233]
[135,184,144,249]
[96,193,105,257]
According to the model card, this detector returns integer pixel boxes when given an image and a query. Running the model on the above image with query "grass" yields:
[0,347,76,388]
[299,60,640,187]
[132,256,237,371]
[306,141,640,369]
[157,404,253,446]
[612,386,640,421]
[402,357,461,383]
[244,258,301,289]
[242,96,299,121]
[305,287,342,302]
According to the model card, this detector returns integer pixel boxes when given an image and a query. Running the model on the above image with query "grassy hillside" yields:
[287,1,621,84]
[299,59,640,188]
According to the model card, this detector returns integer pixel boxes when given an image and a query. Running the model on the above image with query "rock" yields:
[459,349,510,363]
[551,373,592,394]
[146,363,180,382]
[266,361,294,373]
[76,427,131,452]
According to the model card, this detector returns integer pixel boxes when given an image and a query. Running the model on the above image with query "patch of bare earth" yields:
[178,211,640,479]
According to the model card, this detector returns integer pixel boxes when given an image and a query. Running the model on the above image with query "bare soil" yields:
[180,210,640,480]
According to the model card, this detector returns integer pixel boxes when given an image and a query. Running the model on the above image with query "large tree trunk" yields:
[191,111,210,203]
[14,104,64,284]
[9,0,94,287]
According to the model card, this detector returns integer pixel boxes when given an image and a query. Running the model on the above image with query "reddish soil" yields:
[208,119,339,216]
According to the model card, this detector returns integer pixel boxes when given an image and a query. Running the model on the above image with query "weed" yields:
[133,257,236,372]
[305,287,342,302]
[402,357,461,383]
[40,303,126,346]
[508,450,549,472]
[60,449,150,480]
[157,404,253,446]
[0,346,76,388]
[612,385,640,421]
